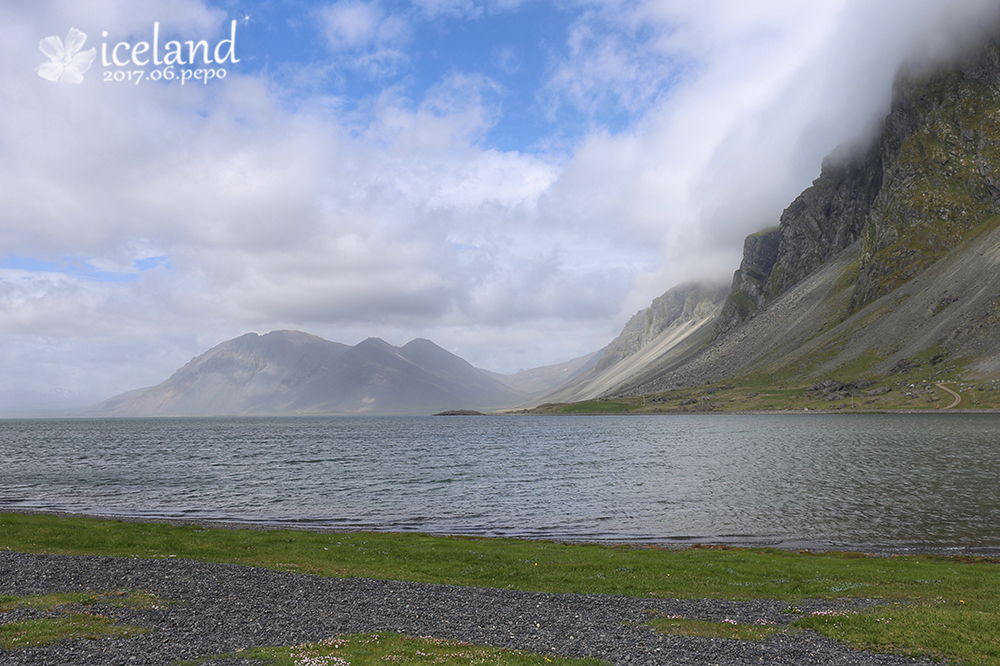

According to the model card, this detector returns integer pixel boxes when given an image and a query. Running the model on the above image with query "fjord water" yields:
[2,414,999,553]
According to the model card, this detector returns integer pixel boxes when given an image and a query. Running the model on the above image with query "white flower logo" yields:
[37,28,97,84]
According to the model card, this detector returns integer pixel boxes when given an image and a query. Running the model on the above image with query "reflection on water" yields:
[2,413,1000,553]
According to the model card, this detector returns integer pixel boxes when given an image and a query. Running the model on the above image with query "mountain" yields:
[0,389,89,417]
[551,34,1000,400]
[535,283,728,404]
[91,331,526,416]
[486,349,605,395]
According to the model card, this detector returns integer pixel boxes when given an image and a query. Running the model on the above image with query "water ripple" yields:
[2,413,1000,552]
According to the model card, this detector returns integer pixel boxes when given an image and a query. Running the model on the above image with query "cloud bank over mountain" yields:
[1,0,999,410]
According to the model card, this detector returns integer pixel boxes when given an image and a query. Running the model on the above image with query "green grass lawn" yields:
[2,513,1000,664]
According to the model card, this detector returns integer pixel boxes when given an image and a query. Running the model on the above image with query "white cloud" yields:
[316,0,411,76]
[318,0,387,50]
[410,0,485,20]
[491,45,520,75]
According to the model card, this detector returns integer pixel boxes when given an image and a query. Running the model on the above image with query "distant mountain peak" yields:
[89,331,522,416]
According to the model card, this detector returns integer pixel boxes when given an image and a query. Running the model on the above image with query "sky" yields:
[2,0,1000,412]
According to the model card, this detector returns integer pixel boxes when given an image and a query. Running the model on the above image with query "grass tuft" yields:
[0,589,169,612]
[650,616,783,641]
[179,632,608,666]
[0,613,147,649]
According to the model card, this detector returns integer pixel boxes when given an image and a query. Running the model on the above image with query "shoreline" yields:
[6,407,1000,419]
[5,507,1000,559]
[510,408,1000,415]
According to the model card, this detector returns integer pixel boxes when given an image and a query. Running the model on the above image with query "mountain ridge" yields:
[90,331,604,416]
[90,331,516,416]
[558,32,1000,405]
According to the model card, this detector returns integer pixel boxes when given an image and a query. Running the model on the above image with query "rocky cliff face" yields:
[720,37,1000,334]
[716,227,781,333]
[718,139,881,335]
[853,47,1000,308]
[596,282,728,373]
[528,281,725,405]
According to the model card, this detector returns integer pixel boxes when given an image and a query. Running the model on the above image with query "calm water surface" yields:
[2,413,999,553]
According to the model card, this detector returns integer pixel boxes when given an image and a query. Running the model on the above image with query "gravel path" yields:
[0,551,936,666]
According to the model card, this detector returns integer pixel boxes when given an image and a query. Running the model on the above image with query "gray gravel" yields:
[0,551,936,665]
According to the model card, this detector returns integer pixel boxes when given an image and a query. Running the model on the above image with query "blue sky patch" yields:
[0,255,171,283]
[202,0,675,151]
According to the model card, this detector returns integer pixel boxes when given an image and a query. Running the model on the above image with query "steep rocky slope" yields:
[595,283,729,373]
[534,283,727,404]
[624,215,1000,397]
[719,41,1000,336]
[566,33,1000,400]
